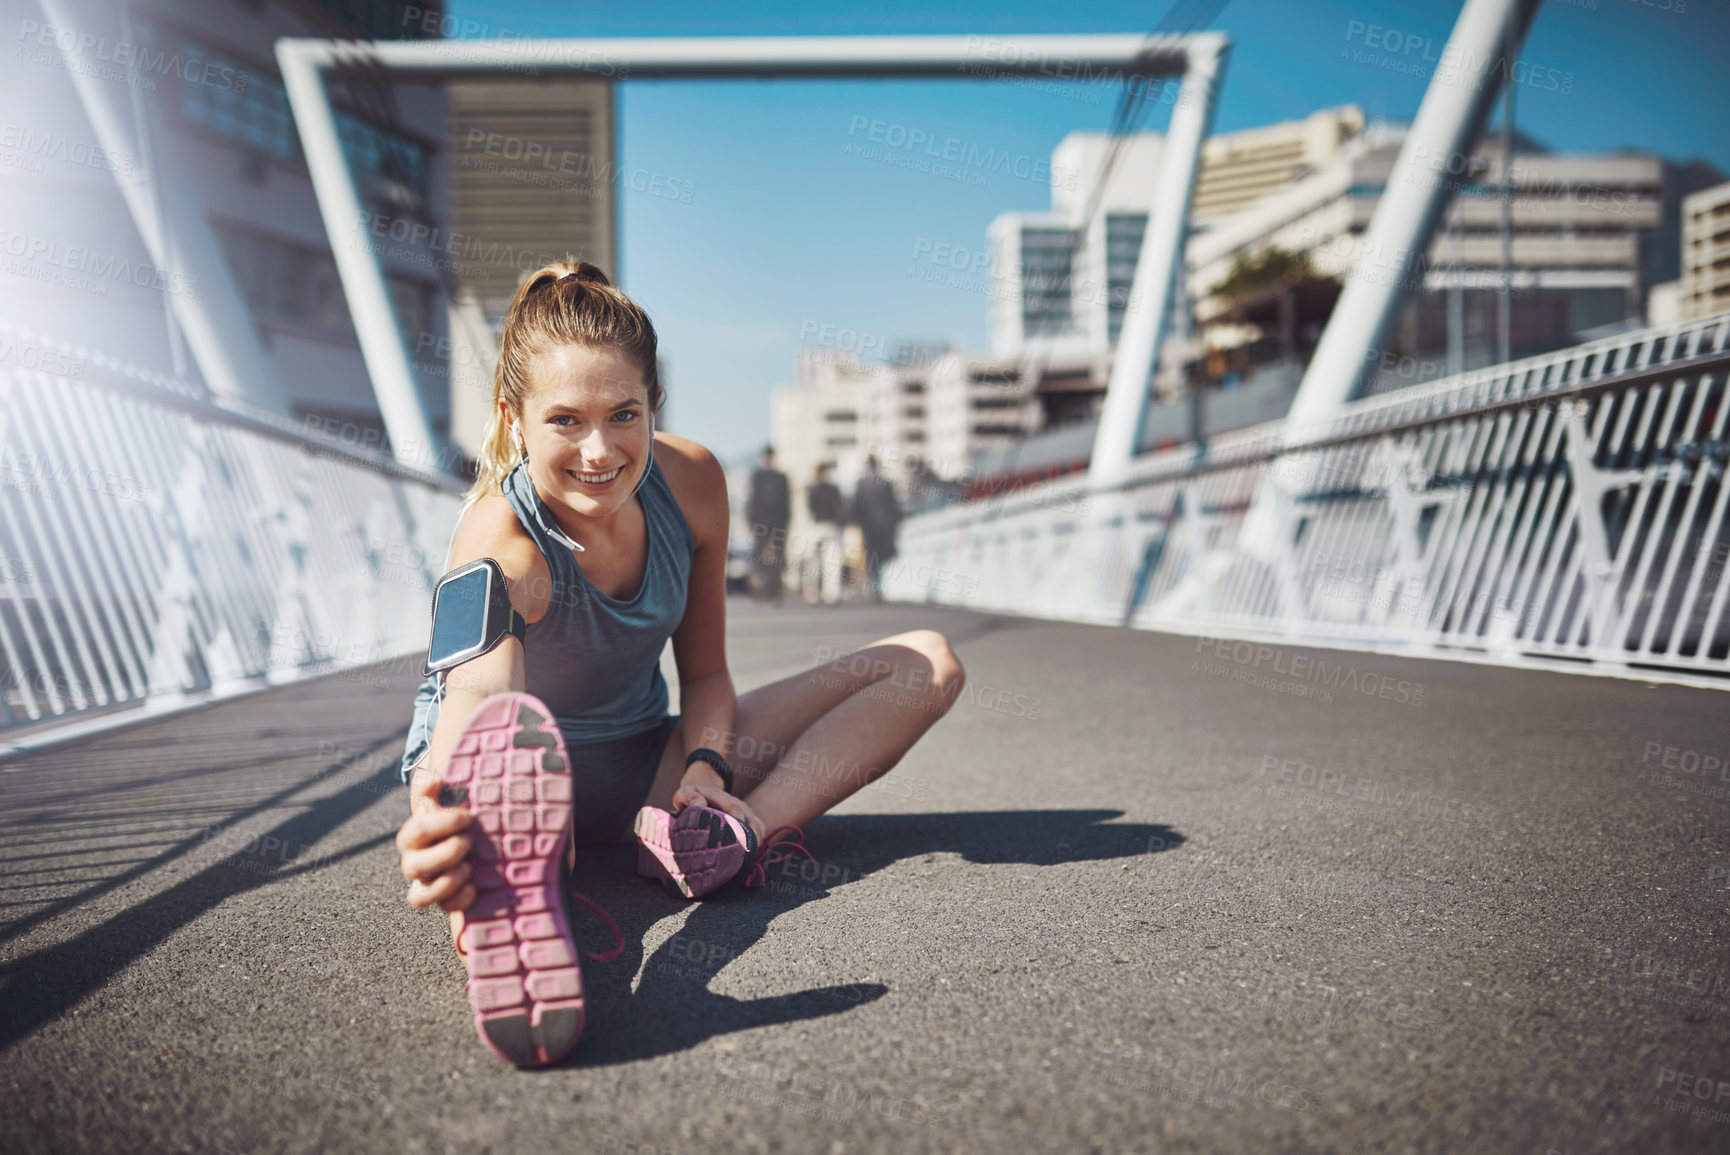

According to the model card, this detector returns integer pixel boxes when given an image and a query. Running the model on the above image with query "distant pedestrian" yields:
[852,454,901,602]
[745,446,790,604]
[804,463,844,605]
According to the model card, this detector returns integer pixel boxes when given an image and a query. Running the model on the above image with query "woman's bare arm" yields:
[657,437,764,839]
[397,494,551,912]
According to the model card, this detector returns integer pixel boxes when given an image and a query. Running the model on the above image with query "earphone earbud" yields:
[625,406,656,500]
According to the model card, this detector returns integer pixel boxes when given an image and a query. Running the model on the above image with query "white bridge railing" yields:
[0,322,463,753]
[886,312,1730,684]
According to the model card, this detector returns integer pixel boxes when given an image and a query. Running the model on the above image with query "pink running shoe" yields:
[633,804,755,898]
[443,692,622,1067]
[634,806,815,898]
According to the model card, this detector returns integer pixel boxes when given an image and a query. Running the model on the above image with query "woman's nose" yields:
[577,426,613,462]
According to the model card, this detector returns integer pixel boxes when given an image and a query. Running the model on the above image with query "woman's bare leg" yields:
[643,629,966,831]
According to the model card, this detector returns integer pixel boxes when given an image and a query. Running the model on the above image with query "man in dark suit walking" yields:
[745,446,791,605]
[804,463,845,605]
[852,454,901,602]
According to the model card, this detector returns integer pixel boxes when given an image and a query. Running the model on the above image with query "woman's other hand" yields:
[672,777,766,846]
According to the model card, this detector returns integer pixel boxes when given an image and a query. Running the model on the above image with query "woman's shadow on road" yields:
[562,809,1183,1068]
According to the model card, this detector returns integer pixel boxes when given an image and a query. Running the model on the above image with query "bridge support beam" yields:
[277,41,442,470]
[277,32,1220,475]
[1232,0,1545,613]
[1284,0,1545,437]
[1086,34,1229,490]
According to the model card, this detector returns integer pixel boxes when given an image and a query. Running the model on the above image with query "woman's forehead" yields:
[524,344,647,406]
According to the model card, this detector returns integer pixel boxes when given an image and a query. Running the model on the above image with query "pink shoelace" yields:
[742,824,814,890]
[568,888,625,963]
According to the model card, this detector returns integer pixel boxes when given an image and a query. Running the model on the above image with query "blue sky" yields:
[448,0,1730,463]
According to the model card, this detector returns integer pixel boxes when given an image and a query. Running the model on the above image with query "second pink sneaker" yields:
[635,806,816,898]
[633,804,756,898]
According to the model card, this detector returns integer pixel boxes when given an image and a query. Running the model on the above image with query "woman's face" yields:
[510,343,653,522]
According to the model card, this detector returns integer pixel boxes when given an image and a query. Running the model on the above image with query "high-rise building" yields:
[987,133,1166,363]
[1638,159,1726,313]
[988,108,1369,364]
[771,340,1035,519]
[991,108,1677,407]
[445,81,617,319]
[771,352,877,509]
[1187,127,1669,389]
[1679,180,1730,322]
[1,0,455,456]
[958,108,1693,494]
[921,353,1039,481]
[443,80,617,455]
[1190,106,1366,224]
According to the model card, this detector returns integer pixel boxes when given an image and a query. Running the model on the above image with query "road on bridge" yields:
[2,599,1727,1154]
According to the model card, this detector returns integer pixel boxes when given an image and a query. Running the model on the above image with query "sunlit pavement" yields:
[2,596,1727,1154]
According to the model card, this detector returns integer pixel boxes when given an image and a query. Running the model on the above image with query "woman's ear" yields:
[500,399,523,454]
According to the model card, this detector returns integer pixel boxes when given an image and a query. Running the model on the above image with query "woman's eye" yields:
[548,415,574,427]
[614,410,640,424]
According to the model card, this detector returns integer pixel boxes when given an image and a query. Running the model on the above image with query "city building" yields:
[986,132,1165,364]
[1,0,456,458]
[1638,159,1727,315]
[919,352,1040,483]
[770,352,878,516]
[445,80,616,319]
[1186,126,1670,390]
[783,101,1710,506]
[769,340,1038,534]
[1190,106,1367,225]
[443,79,618,455]
[987,107,1368,365]
[1678,180,1730,321]
[991,108,1681,409]
[960,109,1708,496]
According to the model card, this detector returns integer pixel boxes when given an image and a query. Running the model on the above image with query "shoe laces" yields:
[558,852,625,963]
[743,825,814,890]
[568,888,625,963]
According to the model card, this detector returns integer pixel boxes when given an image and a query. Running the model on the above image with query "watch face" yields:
[427,564,492,672]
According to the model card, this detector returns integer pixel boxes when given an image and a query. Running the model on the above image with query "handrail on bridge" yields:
[887,312,1730,686]
[0,324,464,756]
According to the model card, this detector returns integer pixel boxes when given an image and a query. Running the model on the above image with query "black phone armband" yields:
[423,557,527,677]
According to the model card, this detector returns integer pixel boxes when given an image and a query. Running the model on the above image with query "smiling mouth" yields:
[569,465,624,486]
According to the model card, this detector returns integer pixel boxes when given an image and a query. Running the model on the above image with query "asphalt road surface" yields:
[2,598,1727,1154]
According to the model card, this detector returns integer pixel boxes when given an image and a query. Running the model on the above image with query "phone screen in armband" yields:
[427,565,492,673]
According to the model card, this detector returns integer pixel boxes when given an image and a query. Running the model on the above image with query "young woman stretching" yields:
[392,261,965,1067]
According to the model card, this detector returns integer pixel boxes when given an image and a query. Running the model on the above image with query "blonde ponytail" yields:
[463,259,662,508]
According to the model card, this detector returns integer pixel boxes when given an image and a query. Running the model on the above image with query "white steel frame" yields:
[275,32,1229,476]
[1287,0,1544,433]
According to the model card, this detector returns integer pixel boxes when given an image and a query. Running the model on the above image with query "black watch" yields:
[684,747,734,795]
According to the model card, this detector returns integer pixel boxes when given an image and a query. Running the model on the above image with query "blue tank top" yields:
[398,454,695,781]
